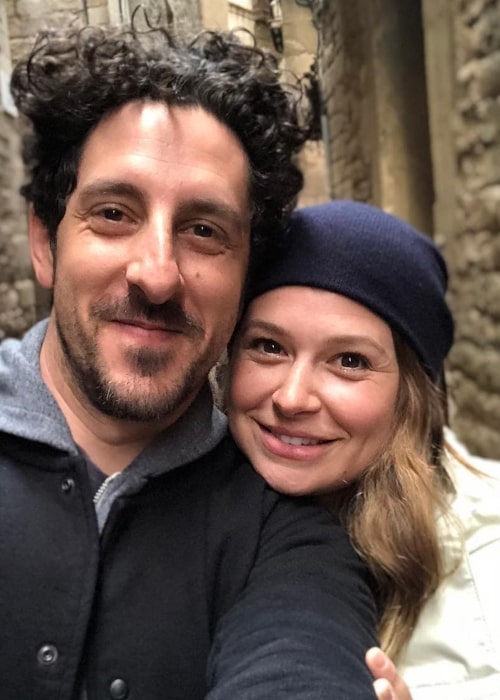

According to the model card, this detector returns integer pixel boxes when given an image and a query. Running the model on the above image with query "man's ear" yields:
[29,207,55,288]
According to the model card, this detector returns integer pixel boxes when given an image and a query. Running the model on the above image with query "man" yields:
[0,26,378,699]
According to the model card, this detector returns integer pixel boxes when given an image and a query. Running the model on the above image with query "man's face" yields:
[33,101,251,424]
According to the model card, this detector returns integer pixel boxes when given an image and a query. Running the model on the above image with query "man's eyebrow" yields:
[176,198,250,232]
[78,180,144,202]
[77,184,250,231]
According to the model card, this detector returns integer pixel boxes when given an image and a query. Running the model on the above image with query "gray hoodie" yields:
[0,319,228,532]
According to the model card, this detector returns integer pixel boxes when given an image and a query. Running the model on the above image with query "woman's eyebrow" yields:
[327,334,388,354]
[242,319,285,335]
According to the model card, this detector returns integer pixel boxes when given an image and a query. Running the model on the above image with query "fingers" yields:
[365,647,413,700]
[373,678,396,700]
[365,646,398,683]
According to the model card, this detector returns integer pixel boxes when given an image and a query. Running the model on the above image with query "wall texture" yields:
[444,0,500,457]
[313,0,500,458]
[312,0,373,204]
[0,0,39,340]
[3,0,111,327]
[0,107,34,340]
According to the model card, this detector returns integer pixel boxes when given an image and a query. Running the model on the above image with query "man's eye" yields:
[192,224,214,238]
[89,206,136,236]
[101,207,124,221]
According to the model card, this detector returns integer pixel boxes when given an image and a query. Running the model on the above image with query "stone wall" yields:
[8,0,109,65]
[313,0,434,230]
[3,0,110,329]
[0,0,36,340]
[312,0,373,203]
[313,0,500,458]
[0,107,34,340]
[444,0,500,457]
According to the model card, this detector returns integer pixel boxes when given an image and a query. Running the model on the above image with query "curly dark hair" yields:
[11,25,309,256]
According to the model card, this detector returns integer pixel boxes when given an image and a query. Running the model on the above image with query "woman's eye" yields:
[261,340,282,354]
[338,353,369,370]
[249,338,284,355]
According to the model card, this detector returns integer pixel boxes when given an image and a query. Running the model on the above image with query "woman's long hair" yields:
[320,334,453,660]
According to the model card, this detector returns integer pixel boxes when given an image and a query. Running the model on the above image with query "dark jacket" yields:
[0,323,378,699]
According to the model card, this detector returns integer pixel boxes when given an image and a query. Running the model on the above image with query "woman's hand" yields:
[365,647,413,700]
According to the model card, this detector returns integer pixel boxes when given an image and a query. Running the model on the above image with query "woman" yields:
[227,200,500,699]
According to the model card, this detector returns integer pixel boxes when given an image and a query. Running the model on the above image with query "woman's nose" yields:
[272,364,322,417]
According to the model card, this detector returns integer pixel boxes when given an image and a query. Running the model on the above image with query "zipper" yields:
[93,472,120,507]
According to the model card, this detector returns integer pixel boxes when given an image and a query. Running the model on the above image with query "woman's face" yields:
[228,286,400,495]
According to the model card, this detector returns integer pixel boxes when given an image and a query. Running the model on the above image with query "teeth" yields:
[277,434,321,446]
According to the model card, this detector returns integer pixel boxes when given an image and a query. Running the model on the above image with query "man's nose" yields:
[125,220,182,304]
[272,363,322,417]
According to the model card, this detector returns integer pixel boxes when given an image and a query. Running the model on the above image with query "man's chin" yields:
[86,368,200,423]
[118,346,175,378]
[88,388,188,423]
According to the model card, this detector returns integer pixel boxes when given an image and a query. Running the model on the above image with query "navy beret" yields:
[247,200,454,380]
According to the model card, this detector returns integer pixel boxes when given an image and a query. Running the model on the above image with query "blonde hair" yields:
[224,324,464,659]
[319,335,453,661]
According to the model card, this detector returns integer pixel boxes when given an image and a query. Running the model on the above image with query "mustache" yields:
[91,292,204,339]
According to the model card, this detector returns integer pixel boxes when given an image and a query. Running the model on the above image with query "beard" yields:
[54,290,216,422]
